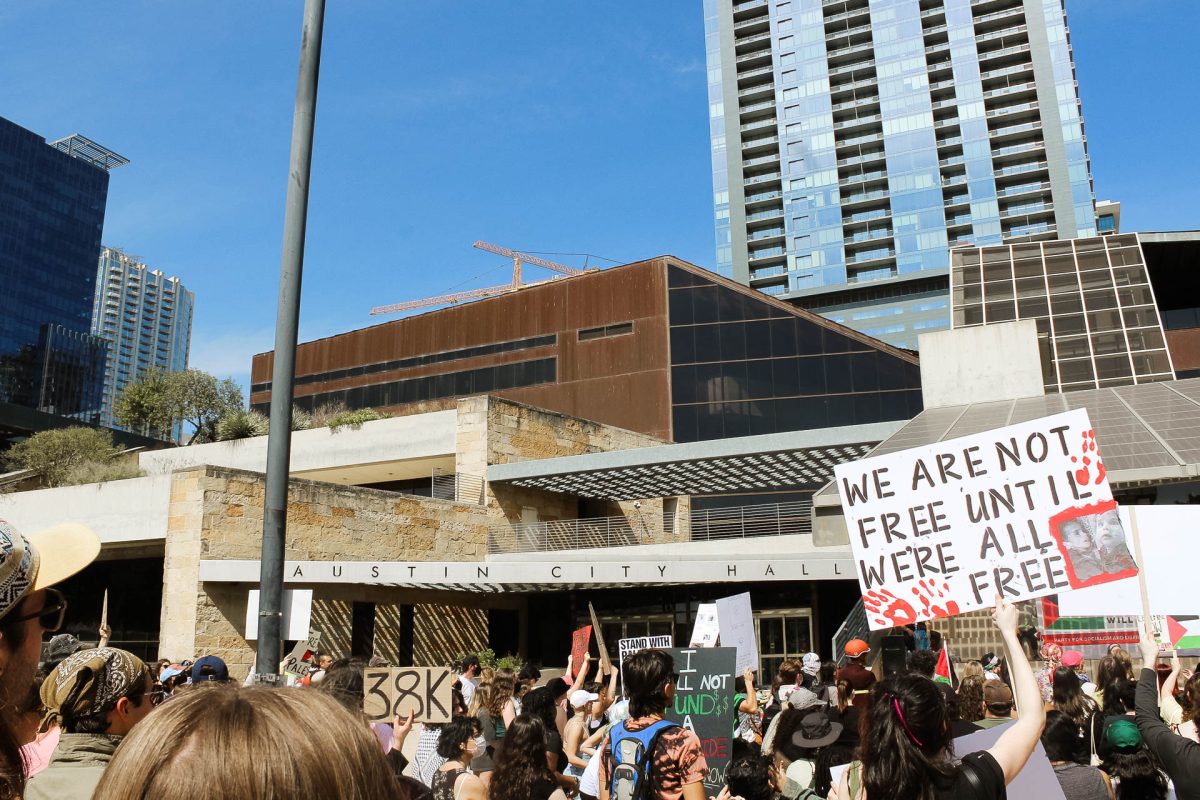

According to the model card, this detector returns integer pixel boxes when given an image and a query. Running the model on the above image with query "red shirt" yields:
[837,662,877,708]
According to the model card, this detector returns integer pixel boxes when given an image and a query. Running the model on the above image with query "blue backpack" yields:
[607,719,679,800]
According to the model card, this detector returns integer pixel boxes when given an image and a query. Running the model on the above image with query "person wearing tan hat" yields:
[975,681,1016,729]
[25,647,155,800]
[0,518,100,800]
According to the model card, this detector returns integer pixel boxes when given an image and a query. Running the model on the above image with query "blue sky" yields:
[3,1,1197,395]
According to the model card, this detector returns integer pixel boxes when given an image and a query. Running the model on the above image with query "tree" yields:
[114,369,245,444]
[4,427,122,488]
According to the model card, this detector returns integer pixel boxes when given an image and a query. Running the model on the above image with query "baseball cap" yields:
[787,687,827,711]
[41,647,149,726]
[1061,650,1084,667]
[1105,718,1142,751]
[983,681,1014,706]
[0,519,100,621]
[190,655,230,683]
[569,689,599,709]
[844,639,870,658]
[160,666,184,682]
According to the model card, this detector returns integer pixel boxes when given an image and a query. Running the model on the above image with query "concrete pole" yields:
[255,0,326,683]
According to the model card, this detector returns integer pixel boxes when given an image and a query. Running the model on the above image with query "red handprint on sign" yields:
[864,589,917,628]
[1070,429,1107,486]
[911,579,960,619]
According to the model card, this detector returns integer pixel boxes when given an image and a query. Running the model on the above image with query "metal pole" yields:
[255,0,326,684]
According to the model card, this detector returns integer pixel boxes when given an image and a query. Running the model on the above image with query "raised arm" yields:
[986,596,1046,784]
[570,653,591,691]
[739,668,759,714]
[1135,623,1199,779]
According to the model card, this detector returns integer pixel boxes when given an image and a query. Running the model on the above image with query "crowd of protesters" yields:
[2,518,1199,799]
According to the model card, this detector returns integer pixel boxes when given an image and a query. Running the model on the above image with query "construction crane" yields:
[369,241,593,316]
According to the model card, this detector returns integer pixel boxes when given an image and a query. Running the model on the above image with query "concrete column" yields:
[159,468,206,660]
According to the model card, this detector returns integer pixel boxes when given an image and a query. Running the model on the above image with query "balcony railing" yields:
[486,500,814,554]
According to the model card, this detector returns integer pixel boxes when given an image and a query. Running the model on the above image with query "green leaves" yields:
[4,427,124,488]
[114,368,245,443]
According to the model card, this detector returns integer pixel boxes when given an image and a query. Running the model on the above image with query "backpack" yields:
[607,719,678,800]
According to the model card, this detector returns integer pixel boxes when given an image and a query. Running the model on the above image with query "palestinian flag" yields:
[934,643,955,687]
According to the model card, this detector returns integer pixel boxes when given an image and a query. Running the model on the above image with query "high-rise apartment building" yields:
[0,116,125,436]
[91,247,194,432]
[705,0,1096,349]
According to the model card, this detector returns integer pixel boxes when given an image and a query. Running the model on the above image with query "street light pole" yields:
[255,0,326,683]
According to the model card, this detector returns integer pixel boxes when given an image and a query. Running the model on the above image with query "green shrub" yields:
[326,408,388,432]
[453,648,524,672]
[60,459,144,487]
[291,407,313,431]
[216,409,270,441]
[310,401,349,428]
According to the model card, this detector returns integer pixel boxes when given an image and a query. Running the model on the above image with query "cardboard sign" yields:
[362,667,454,723]
[280,631,322,677]
[245,589,314,641]
[954,723,1067,800]
[664,647,736,793]
[833,409,1129,630]
[715,593,759,674]
[589,603,612,673]
[571,625,593,678]
[1047,506,1200,655]
[689,604,720,648]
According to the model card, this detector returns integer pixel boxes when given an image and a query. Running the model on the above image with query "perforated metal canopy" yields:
[486,421,907,500]
[814,376,1200,506]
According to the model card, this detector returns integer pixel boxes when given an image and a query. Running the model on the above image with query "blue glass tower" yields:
[705,0,1096,349]
[0,117,125,427]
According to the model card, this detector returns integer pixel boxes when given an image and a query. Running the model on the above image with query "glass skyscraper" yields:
[705,0,1096,349]
[91,247,194,433]
[0,117,125,427]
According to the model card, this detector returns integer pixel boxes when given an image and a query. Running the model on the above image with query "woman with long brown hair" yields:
[93,685,405,799]
[489,716,568,800]
[956,675,986,723]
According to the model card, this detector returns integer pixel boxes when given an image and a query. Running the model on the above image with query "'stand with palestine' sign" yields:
[664,647,735,793]
[834,409,1135,630]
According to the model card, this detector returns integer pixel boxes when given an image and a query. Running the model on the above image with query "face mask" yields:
[473,736,487,751]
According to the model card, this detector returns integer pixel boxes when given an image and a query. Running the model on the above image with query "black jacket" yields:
[1135,667,1200,800]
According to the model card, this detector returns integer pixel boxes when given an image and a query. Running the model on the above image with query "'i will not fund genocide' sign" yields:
[833,408,1137,630]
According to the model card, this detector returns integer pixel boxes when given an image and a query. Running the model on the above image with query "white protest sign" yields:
[689,604,720,648]
[245,589,313,641]
[954,723,1067,800]
[834,409,1131,630]
[715,592,759,673]
[618,635,673,663]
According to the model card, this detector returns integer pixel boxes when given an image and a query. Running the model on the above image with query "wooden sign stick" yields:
[589,602,611,674]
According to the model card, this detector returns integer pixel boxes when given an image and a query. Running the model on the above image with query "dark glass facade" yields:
[255,357,558,414]
[667,266,921,442]
[0,117,110,415]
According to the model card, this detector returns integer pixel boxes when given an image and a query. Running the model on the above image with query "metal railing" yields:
[393,469,485,505]
[487,499,814,555]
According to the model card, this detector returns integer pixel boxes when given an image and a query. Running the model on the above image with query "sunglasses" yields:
[7,587,68,633]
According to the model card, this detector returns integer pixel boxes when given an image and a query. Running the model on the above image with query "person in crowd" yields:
[414,685,468,786]
[473,670,516,785]
[0,519,100,800]
[565,688,600,778]
[1042,710,1113,800]
[772,709,843,798]
[521,685,578,794]
[459,654,481,709]
[16,671,58,779]
[469,676,493,717]
[961,660,985,682]
[800,653,821,689]
[764,659,801,732]
[490,715,569,800]
[1037,642,1065,704]
[1052,666,1100,765]
[578,699,628,800]
[1098,678,1138,761]
[545,675,572,737]
[598,649,708,800]
[189,654,230,684]
[26,647,155,800]
[1159,651,1199,741]
[588,666,619,739]
[836,639,875,710]
[831,596,1046,800]
[957,674,986,723]
[1090,656,1122,705]
[733,668,761,744]
[981,652,1004,682]
[1136,625,1200,800]
[720,755,775,800]
[813,661,839,708]
[1111,648,1135,681]
[41,634,84,674]
[827,678,861,752]
[762,687,826,755]
[1064,650,1091,684]
[519,663,542,697]
[908,649,975,736]
[94,684,410,799]
[429,716,486,800]
[975,681,1016,729]
[1099,719,1167,800]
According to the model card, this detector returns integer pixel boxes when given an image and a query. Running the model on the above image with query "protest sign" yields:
[834,408,1131,629]
[715,592,759,673]
[245,588,313,640]
[955,723,1067,800]
[689,603,720,648]
[362,667,454,723]
[1047,506,1200,655]
[588,603,612,673]
[664,647,736,793]
[280,631,322,678]
[571,625,593,678]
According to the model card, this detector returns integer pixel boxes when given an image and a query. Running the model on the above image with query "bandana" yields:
[1040,643,1063,667]
[801,652,821,677]
[40,647,149,731]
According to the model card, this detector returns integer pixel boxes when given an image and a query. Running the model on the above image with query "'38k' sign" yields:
[362,667,454,723]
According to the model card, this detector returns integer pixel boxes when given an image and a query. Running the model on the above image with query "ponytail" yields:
[860,676,954,800]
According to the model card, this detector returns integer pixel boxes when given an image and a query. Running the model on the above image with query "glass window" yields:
[1057,358,1096,384]
[986,301,1017,322]
[1094,355,1134,381]
[1130,350,1172,376]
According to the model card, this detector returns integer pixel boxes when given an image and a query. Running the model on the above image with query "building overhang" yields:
[486,421,907,500]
